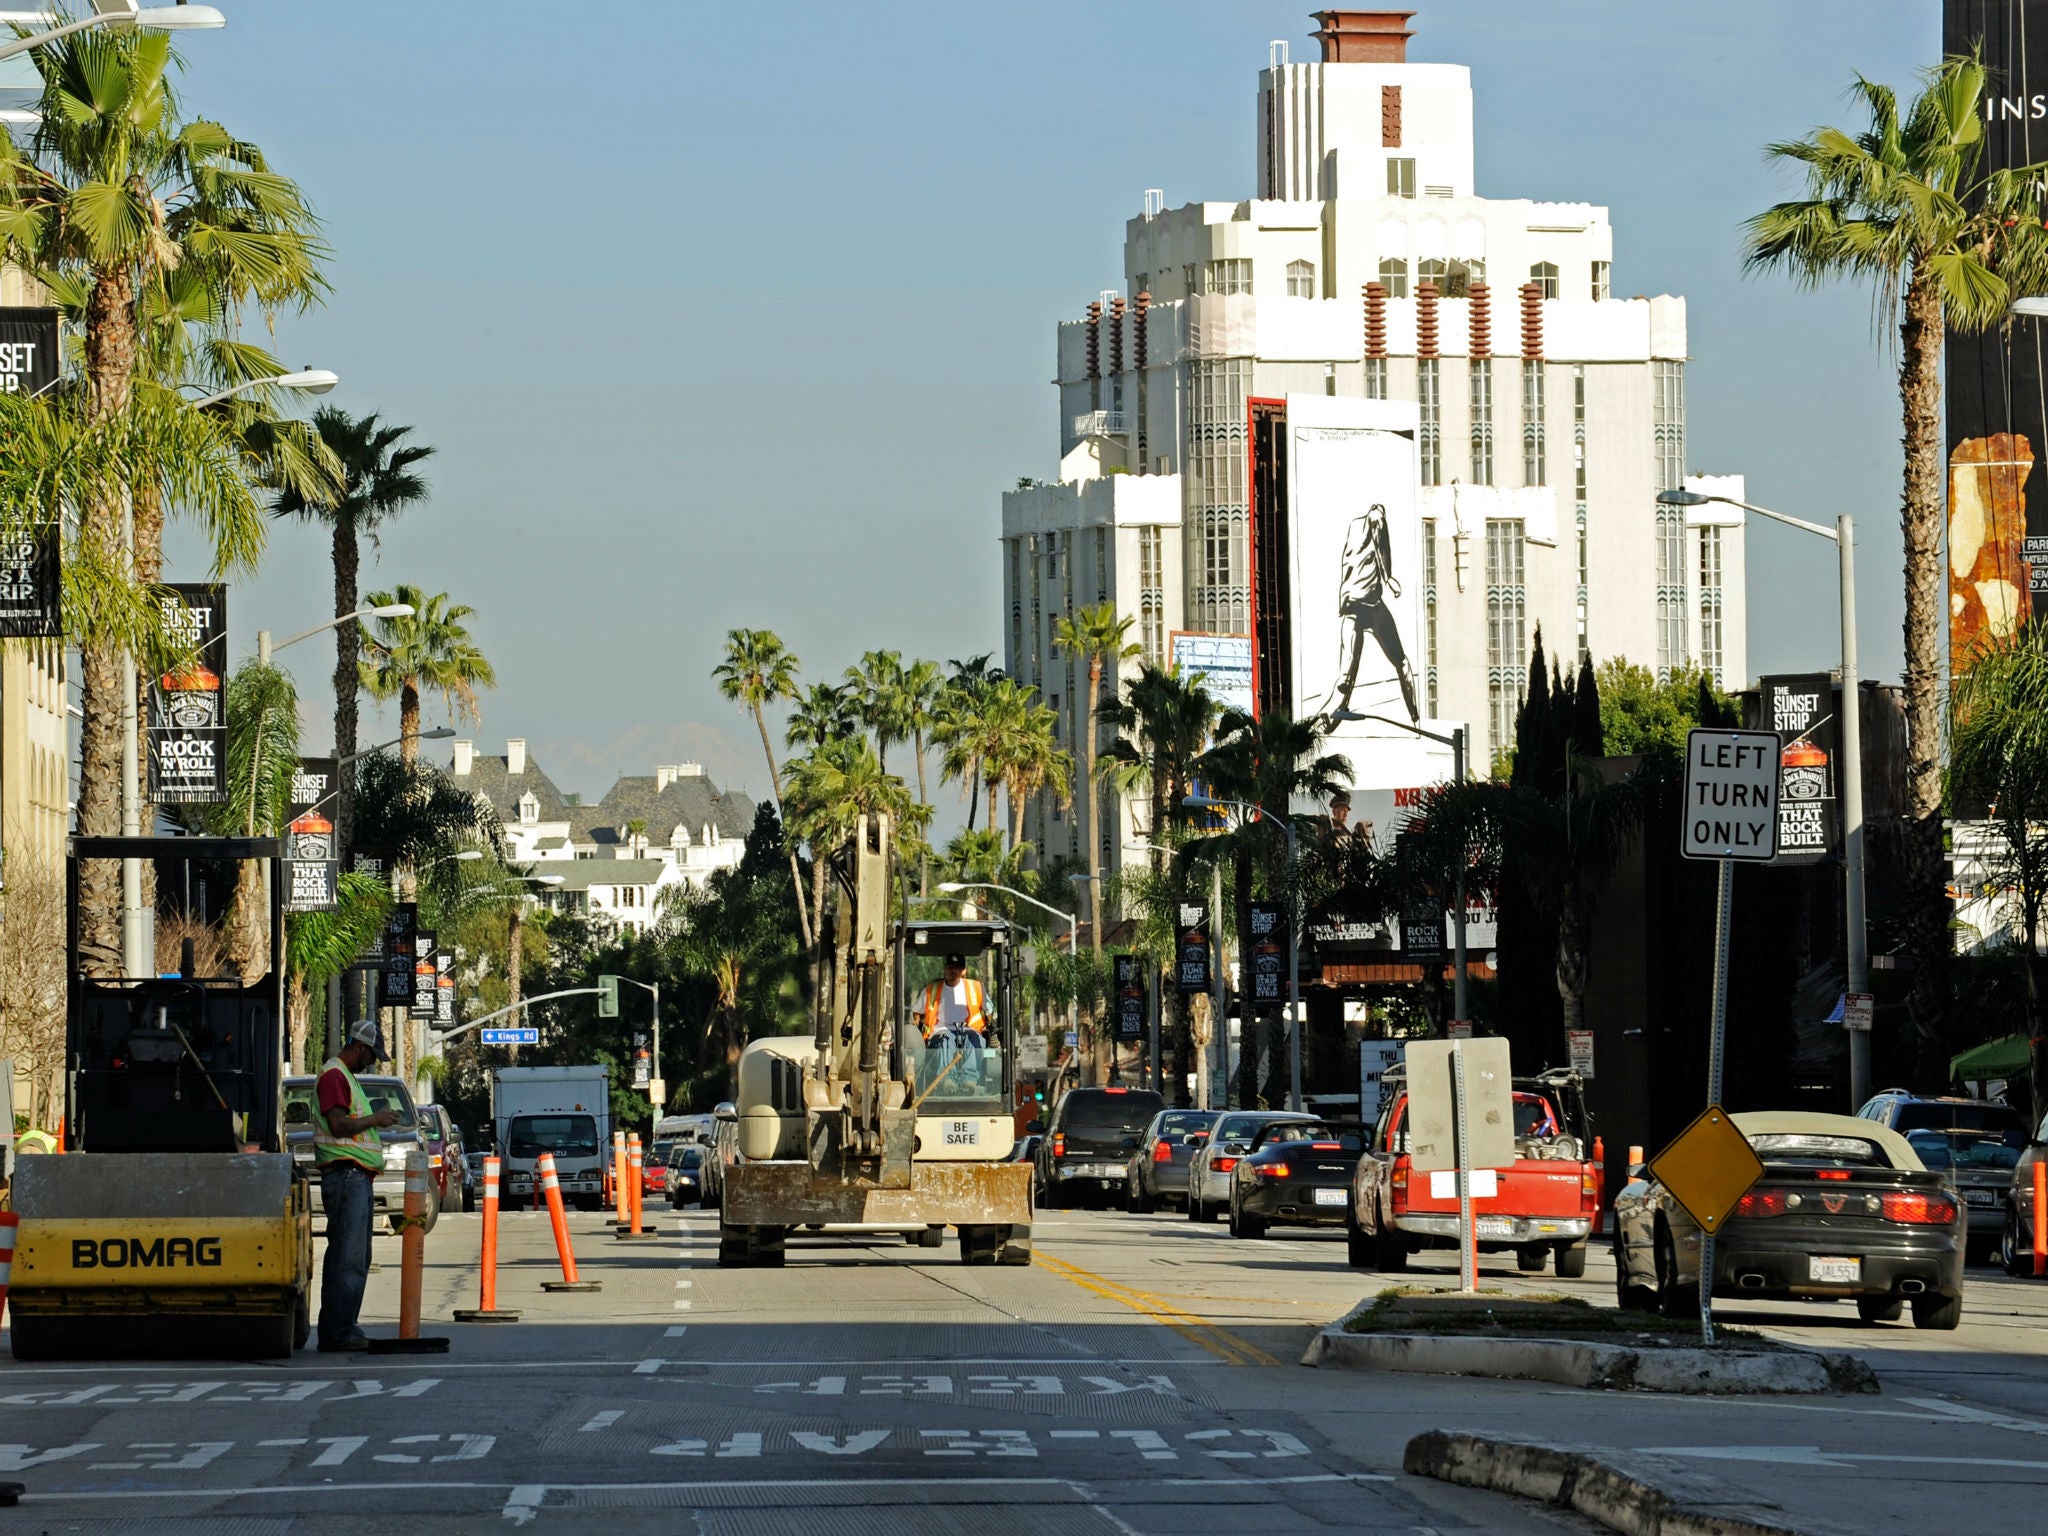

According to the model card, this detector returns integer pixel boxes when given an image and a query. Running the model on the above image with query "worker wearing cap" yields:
[916,953,989,1044]
[314,1021,399,1353]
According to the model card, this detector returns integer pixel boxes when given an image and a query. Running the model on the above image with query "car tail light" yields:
[1152,1140,1173,1163]
[1580,1167,1600,1216]
[1735,1188,1789,1218]
[1390,1163,1408,1215]
[1104,1087,1128,1094]
[1213,1156,1239,1174]
[1882,1191,1958,1225]
[1311,1142,1342,1151]
[1255,1162,1290,1178]
[1052,1133,1065,1159]
[1815,1168,1852,1181]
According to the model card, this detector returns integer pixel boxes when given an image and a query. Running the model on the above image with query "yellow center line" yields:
[1033,1251,1283,1367]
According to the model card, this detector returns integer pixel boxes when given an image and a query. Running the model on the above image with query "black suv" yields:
[1034,1086,1166,1209]
[1856,1090,2029,1264]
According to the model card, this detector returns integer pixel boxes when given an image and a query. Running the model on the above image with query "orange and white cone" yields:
[538,1150,602,1293]
[454,1155,520,1322]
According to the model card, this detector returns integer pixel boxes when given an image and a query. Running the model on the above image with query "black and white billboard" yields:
[1759,675,1840,866]
[1175,902,1210,995]
[283,756,340,912]
[1249,901,1286,1003]
[146,584,228,804]
[1114,954,1146,1041]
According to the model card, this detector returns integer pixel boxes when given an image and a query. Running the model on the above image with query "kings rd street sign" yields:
[1682,728,1780,862]
[480,1027,539,1046]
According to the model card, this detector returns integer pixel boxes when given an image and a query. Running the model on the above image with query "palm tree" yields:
[933,655,1003,827]
[786,682,860,755]
[1950,621,2048,1119]
[1,29,325,971]
[272,409,434,853]
[1195,709,1350,1106]
[1055,602,1141,969]
[359,586,496,899]
[901,658,944,897]
[1001,696,1072,858]
[844,650,911,773]
[784,736,916,944]
[1745,55,2048,1063]
[713,628,812,945]
[1103,663,1220,1100]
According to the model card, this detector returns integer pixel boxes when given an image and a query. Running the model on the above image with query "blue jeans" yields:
[318,1162,375,1345]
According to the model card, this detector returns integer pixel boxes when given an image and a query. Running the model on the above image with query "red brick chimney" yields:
[1311,10,1415,64]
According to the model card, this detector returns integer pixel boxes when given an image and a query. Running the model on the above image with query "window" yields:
[1286,259,1316,298]
[1009,538,1023,669]
[1417,257,1479,298]
[1522,360,1546,486]
[1200,258,1252,295]
[1486,520,1527,758]
[1418,359,1441,486]
[1378,257,1409,298]
[518,791,539,826]
[1386,157,1416,198]
[1653,359,1688,675]
[1139,525,1165,663]
[1094,527,1108,602]
[1591,260,1611,301]
[1028,532,1042,682]
[1529,261,1558,299]
[1365,356,1387,399]
[1187,358,1250,633]
[1573,364,1588,658]
[1133,272,1148,296]
[1422,518,1439,718]
[1699,526,1724,688]
[1469,359,1493,485]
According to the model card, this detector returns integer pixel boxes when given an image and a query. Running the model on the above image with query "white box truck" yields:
[492,1065,611,1210]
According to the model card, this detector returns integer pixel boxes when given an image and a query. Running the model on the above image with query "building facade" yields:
[1000,9,1748,868]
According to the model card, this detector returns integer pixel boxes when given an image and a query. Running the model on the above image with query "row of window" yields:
[1158,257,1614,305]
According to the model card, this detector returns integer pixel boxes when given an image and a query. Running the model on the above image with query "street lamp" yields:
[1342,715,1472,1024]
[1659,486,1870,1108]
[938,880,1079,1068]
[1184,793,1304,1112]
[0,4,227,64]
[257,602,409,667]
[189,368,339,411]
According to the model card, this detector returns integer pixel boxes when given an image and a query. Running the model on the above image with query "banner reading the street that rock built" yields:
[146,585,228,804]
[283,757,341,913]
[0,309,64,639]
[1760,675,1839,866]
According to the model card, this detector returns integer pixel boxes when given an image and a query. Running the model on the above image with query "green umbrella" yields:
[1949,1033,2034,1082]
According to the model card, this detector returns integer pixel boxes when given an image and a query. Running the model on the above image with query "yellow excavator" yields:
[717,814,1033,1266]
[7,837,311,1359]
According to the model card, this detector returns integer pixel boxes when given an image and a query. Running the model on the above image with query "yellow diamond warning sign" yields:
[1646,1105,1764,1235]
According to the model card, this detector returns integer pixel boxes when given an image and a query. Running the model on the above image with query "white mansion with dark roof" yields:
[446,738,754,934]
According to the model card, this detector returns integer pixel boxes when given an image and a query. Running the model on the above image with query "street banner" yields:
[1174,902,1210,995]
[0,310,64,638]
[437,953,457,1027]
[146,584,228,804]
[411,930,439,1020]
[380,902,418,1006]
[1249,901,1285,1003]
[283,756,341,913]
[1114,954,1146,1041]
[1759,675,1839,865]
[1401,905,1446,961]
[349,847,394,963]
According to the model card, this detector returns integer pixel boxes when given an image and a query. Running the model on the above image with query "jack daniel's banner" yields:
[284,756,340,912]
[1759,674,1839,866]
[146,584,228,804]
[0,308,64,638]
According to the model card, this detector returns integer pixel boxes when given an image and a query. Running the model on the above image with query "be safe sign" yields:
[1682,729,1780,862]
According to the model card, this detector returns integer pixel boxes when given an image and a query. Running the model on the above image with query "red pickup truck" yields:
[1348,1065,1600,1277]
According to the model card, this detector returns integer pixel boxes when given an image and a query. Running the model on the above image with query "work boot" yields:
[1397,665,1421,723]
[317,1331,369,1353]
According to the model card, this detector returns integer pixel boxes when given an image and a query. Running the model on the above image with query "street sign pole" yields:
[1453,1039,1475,1295]
[1701,856,1734,1346]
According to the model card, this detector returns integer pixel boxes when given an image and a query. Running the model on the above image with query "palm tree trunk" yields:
[333,521,361,855]
[1233,844,1258,1107]
[751,702,813,945]
[1085,658,1103,958]
[398,681,421,901]
[1556,895,1588,1046]
[1899,266,1950,1073]
[966,752,981,827]
[914,727,931,900]
[75,262,139,976]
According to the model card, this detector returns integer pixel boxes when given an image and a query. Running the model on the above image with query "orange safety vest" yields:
[919,979,987,1039]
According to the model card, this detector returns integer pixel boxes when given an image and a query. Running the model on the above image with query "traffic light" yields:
[597,974,620,1018]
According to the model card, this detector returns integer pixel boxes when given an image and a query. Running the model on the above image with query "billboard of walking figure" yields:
[1285,399,1424,732]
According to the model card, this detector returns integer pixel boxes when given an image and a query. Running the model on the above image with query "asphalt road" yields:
[3,1199,2048,1534]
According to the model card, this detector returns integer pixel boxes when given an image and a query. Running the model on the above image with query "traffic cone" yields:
[368,1151,450,1354]
[616,1138,658,1241]
[454,1156,520,1322]
[612,1131,628,1225]
[538,1151,602,1293]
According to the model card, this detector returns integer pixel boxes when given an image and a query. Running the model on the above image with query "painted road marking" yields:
[753,1373,1180,1398]
[1033,1252,1281,1367]
[1642,1446,2048,1473]
[665,1326,689,1338]
[633,1360,664,1375]
[0,1378,442,1405]
[579,1412,622,1433]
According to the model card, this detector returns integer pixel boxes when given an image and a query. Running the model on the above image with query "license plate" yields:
[1809,1255,1861,1283]
[1964,1189,1995,1206]
[1476,1216,1514,1238]
[1313,1188,1347,1206]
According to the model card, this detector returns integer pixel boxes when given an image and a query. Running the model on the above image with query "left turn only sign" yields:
[1682,729,1780,862]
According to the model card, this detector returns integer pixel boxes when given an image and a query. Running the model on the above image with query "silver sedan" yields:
[1185,1111,1317,1223]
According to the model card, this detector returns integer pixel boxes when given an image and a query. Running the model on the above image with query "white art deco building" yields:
[998,8,1748,874]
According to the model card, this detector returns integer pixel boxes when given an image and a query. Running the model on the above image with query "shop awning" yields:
[1950,1033,2034,1081]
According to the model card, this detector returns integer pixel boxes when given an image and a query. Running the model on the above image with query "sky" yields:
[129,1,1938,803]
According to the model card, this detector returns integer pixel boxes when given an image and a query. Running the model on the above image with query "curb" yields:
[1404,1430,1834,1536]
[1303,1326,1877,1394]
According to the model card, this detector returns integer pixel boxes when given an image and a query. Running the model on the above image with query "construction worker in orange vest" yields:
[916,953,989,1045]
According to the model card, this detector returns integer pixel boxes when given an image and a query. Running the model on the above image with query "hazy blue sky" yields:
[143,1,1935,800]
